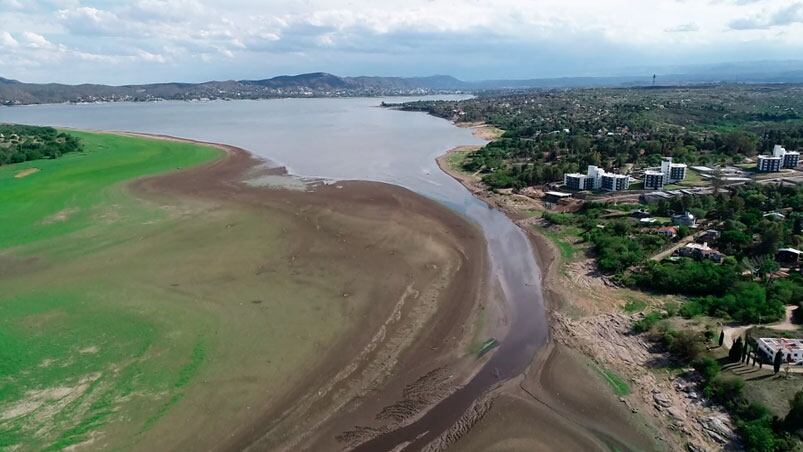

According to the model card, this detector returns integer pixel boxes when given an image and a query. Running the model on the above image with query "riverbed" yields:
[1,97,547,449]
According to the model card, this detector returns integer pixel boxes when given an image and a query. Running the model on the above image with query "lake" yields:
[0,97,547,449]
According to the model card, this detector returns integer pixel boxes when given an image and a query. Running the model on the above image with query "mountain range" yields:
[4,61,803,105]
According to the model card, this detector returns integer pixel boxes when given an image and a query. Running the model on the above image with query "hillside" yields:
[0,73,468,105]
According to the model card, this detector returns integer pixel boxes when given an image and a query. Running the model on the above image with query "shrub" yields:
[739,419,777,452]
[542,211,576,225]
[693,357,720,383]
[633,312,662,333]
[705,375,744,406]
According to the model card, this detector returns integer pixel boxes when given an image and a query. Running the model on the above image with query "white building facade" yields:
[563,165,630,192]
[644,157,686,190]
[756,338,803,364]
[758,145,800,172]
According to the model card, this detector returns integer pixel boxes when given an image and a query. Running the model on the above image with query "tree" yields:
[756,256,780,283]
[785,390,803,434]
[721,130,757,156]
[742,341,749,363]
[718,330,725,347]
[774,349,783,374]
[730,337,744,362]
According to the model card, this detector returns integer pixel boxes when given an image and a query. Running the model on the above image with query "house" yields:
[757,145,800,172]
[544,191,573,203]
[697,229,721,243]
[639,191,674,204]
[756,338,803,365]
[671,211,696,227]
[677,242,724,263]
[644,157,687,189]
[656,226,678,238]
[763,212,786,221]
[563,165,630,192]
[640,218,657,225]
[776,248,802,265]
[630,209,652,219]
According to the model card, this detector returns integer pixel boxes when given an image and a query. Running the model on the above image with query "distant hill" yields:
[0,73,469,105]
[5,62,803,105]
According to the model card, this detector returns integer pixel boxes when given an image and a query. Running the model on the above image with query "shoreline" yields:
[116,131,495,451]
[433,124,665,451]
[433,123,743,452]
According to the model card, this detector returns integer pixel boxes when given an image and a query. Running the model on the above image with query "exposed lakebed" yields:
[1,97,547,450]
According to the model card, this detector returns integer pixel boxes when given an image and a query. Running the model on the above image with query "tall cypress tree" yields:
[774,349,784,374]
[730,337,744,362]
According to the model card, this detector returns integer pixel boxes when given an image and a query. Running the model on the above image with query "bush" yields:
[705,375,744,406]
[542,211,576,225]
[786,390,803,436]
[588,230,646,273]
[633,312,662,333]
[690,282,785,324]
[634,259,738,297]
[739,419,777,452]
[667,330,705,361]
[693,357,720,383]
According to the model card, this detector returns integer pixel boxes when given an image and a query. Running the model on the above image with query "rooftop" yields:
[758,338,803,352]
[545,191,572,197]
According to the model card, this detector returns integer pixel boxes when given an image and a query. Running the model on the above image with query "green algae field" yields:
[1,132,368,450]
[0,132,222,449]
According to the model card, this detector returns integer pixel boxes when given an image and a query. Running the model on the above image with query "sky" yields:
[1,0,802,85]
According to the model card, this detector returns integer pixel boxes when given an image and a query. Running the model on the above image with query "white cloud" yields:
[665,22,700,33]
[0,31,19,48]
[1,0,802,84]
[729,2,803,29]
[22,31,58,50]
[57,6,129,36]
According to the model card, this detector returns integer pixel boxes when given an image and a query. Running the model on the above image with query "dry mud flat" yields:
[127,137,492,451]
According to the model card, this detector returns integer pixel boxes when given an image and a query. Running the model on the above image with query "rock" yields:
[687,443,707,452]
[667,406,685,420]
[705,430,727,444]
[700,415,733,439]
[653,392,672,408]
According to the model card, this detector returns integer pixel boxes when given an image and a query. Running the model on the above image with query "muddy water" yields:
[1,98,548,450]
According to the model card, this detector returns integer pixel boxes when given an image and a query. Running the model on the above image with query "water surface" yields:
[1,97,547,450]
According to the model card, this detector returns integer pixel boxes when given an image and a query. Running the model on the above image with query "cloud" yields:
[1,0,803,84]
[729,2,803,29]
[0,31,19,48]
[22,32,59,50]
[665,22,700,32]
[57,7,129,36]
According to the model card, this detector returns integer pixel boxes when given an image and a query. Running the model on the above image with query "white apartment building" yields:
[564,165,630,192]
[758,145,800,172]
[644,157,687,190]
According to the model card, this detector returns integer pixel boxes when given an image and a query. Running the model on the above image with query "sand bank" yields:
[121,133,493,451]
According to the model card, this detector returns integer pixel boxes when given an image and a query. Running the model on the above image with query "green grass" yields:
[0,131,220,250]
[0,132,222,449]
[623,297,648,313]
[446,149,473,174]
[477,338,499,358]
[592,363,631,396]
[1,130,431,450]
[538,225,582,261]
